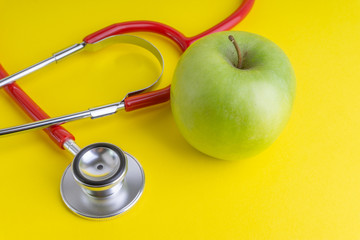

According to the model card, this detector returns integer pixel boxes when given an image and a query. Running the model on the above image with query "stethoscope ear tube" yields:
[0,35,165,137]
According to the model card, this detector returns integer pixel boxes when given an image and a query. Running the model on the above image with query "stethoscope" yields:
[0,0,255,219]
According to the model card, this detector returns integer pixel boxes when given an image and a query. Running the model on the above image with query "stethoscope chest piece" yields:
[60,143,144,219]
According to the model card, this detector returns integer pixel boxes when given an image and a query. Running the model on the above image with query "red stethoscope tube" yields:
[0,67,75,148]
[0,0,254,149]
[83,0,254,50]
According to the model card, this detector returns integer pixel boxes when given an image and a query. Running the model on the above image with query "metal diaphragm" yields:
[60,143,145,219]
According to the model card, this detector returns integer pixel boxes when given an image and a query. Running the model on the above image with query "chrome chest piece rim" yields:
[60,143,145,219]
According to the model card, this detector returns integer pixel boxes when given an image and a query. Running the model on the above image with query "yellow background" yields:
[0,0,360,239]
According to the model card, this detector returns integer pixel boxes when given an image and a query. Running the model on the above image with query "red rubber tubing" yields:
[0,65,75,149]
[124,86,171,111]
[2,0,255,147]
[83,0,255,50]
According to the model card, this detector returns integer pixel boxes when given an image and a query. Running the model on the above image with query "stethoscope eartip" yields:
[60,143,144,219]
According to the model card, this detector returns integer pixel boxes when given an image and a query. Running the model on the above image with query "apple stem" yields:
[228,35,242,69]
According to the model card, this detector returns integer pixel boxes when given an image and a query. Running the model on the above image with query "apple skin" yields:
[171,31,296,160]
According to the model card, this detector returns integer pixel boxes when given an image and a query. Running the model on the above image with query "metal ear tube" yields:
[0,34,165,136]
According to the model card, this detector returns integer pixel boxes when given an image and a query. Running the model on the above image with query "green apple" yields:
[171,31,296,160]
